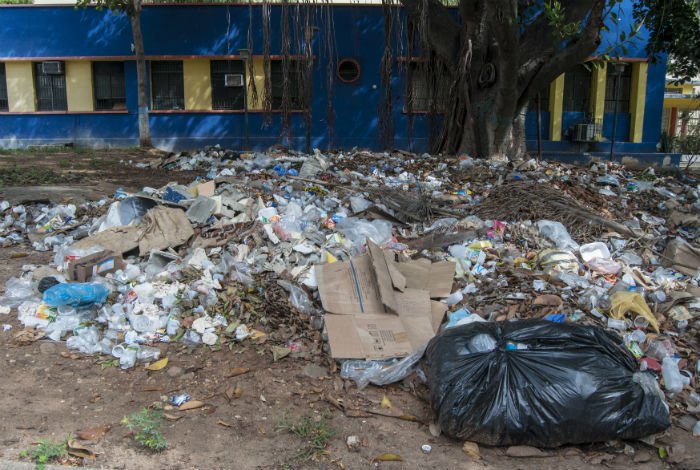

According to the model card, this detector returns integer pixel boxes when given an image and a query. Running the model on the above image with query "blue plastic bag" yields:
[43,283,110,308]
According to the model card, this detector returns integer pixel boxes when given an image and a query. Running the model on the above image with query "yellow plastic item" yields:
[609,291,660,333]
[468,240,493,250]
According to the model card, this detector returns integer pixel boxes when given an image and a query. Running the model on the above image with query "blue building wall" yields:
[0,3,669,157]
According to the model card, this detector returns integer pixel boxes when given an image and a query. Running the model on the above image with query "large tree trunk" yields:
[401,0,606,159]
[130,0,151,148]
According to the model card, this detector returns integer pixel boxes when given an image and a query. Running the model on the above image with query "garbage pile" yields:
[1,146,699,443]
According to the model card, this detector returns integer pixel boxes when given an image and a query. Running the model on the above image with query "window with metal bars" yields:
[210,60,245,110]
[405,61,449,113]
[0,63,8,111]
[605,64,632,113]
[151,61,184,111]
[93,61,126,111]
[270,59,305,110]
[34,62,67,111]
[563,64,592,113]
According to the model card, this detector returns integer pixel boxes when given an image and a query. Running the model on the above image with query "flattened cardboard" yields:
[367,241,398,312]
[67,250,125,282]
[315,255,385,315]
[71,225,141,254]
[139,206,194,256]
[395,259,455,298]
[662,237,700,276]
[325,314,413,360]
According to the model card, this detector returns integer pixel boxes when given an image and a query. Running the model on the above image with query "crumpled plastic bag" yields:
[426,320,669,447]
[0,277,37,308]
[537,220,580,251]
[341,344,427,390]
[609,291,659,333]
[277,280,314,315]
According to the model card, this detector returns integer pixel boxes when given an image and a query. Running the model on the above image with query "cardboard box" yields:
[316,241,455,360]
[67,250,125,282]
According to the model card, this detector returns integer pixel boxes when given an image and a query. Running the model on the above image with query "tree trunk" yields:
[130,0,151,148]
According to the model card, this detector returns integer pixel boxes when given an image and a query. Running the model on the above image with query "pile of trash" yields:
[1,145,699,445]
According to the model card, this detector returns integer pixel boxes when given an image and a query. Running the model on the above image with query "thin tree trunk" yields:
[130,0,151,148]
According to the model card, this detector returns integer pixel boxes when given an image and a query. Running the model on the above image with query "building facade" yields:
[0,2,675,161]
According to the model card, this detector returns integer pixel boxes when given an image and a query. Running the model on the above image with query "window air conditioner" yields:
[573,123,597,142]
[224,74,245,87]
[42,61,64,75]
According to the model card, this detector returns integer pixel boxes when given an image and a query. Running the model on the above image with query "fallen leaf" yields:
[67,440,96,459]
[217,420,232,428]
[10,252,29,259]
[225,387,236,401]
[138,385,164,392]
[463,441,481,460]
[76,425,110,441]
[233,384,242,398]
[14,329,43,344]
[345,409,372,418]
[178,400,204,411]
[371,453,403,462]
[145,358,168,371]
[260,394,267,403]
[271,346,291,361]
[163,413,182,421]
[226,367,250,378]
[380,394,392,409]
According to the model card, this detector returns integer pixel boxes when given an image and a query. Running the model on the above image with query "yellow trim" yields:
[549,74,564,142]
[249,57,265,111]
[183,59,212,111]
[589,62,607,139]
[5,62,35,112]
[629,62,648,143]
[663,97,700,108]
[65,61,94,112]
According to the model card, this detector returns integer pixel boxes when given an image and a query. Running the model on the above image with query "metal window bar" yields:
[34,62,67,112]
[151,61,184,111]
[0,63,8,111]
[563,65,592,113]
[211,60,245,110]
[93,62,126,111]
[605,66,632,113]
[270,59,303,109]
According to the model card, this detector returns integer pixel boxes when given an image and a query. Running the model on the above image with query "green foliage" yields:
[121,407,168,452]
[279,414,333,461]
[543,1,582,40]
[20,437,68,470]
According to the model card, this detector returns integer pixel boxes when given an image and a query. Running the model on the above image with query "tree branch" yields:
[399,0,462,66]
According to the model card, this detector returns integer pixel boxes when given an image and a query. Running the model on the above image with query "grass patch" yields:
[121,407,168,452]
[19,436,68,470]
[0,166,63,186]
[279,414,333,462]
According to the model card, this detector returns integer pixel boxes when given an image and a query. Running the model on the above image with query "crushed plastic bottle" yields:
[662,357,684,396]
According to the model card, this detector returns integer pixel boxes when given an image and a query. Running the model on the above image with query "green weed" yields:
[279,414,333,461]
[121,407,168,452]
[19,437,68,470]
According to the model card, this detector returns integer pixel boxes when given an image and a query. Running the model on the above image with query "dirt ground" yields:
[0,149,698,470]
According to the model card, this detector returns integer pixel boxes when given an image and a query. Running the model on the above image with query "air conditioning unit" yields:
[224,74,245,87]
[41,61,64,75]
[573,123,597,142]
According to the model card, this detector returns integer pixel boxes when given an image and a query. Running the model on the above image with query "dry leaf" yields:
[67,440,96,459]
[178,400,204,411]
[217,420,232,428]
[224,387,236,401]
[380,394,392,409]
[14,329,43,344]
[76,425,110,441]
[138,385,164,392]
[372,453,403,462]
[233,384,242,399]
[145,358,168,371]
[271,346,291,361]
[226,367,250,378]
[463,441,481,460]
[163,413,182,421]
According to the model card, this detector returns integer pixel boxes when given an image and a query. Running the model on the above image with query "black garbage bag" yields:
[425,320,670,447]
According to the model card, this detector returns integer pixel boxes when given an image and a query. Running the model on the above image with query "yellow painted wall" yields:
[589,62,607,139]
[549,74,565,142]
[249,57,265,110]
[183,59,212,111]
[66,61,93,112]
[5,62,35,112]
[629,62,648,143]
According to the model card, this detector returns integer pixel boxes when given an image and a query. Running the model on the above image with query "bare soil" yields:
[0,150,697,470]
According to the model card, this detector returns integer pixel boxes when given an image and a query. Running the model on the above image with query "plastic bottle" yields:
[662,357,684,396]
[43,282,110,308]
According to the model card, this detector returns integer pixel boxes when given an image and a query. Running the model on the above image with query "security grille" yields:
[0,63,8,111]
[211,60,245,110]
[93,61,126,111]
[34,62,67,111]
[271,59,304,110]
[151,61,184,111]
